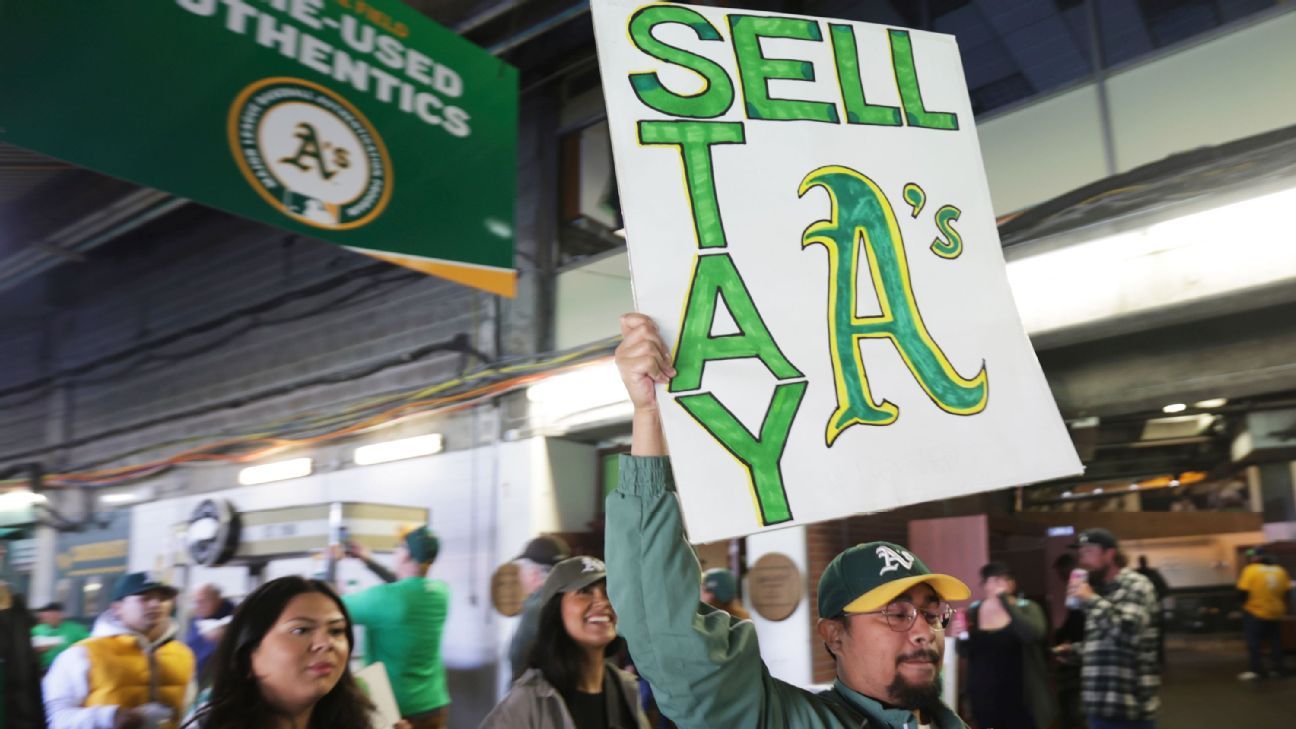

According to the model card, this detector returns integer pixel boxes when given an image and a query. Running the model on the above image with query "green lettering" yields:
[638,120,746,249]
[799,166,986,446]
[676,380,807,526]
[628,6,735,119]
[729,15,840,124]
[671,252,803,393]
[829,24,902,127]
[930,205,963,258]
[902,182,926,217]
[888,30,959,130]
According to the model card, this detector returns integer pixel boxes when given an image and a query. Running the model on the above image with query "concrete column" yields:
[746,525,813,688]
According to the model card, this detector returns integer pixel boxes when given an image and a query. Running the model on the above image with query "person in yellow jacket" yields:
[43,572,196,729]
[1236,546,1292,680]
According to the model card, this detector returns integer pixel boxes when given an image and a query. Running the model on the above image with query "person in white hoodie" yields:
[43,572,196,729]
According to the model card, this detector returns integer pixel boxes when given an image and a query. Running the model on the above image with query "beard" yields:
[887,648,943,713]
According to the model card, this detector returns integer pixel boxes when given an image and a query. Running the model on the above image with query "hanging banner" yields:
[592,0,1082,541]
[0,0,518,296]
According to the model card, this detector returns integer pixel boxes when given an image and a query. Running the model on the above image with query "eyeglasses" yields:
[847,601,954,632]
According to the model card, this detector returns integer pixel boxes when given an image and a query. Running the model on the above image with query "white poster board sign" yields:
[355,662,402,729]
[592,0,1082,542]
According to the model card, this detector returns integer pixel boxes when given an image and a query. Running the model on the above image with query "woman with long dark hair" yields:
[185,576,383,729]
[481,557,649,729]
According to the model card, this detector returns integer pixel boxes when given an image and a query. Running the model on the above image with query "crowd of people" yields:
[0,313,1290,729]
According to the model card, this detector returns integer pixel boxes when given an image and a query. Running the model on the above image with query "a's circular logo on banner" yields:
[228,77,392,230]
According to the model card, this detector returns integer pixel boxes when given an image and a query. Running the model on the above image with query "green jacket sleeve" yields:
[1000,595,1046,643]
[606,455,774,728]
[606,456,868,729]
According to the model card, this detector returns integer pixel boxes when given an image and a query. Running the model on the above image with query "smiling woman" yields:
[184,576,381,729]
[480,557,650,729]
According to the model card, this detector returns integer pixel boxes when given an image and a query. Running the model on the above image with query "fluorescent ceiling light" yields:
[527,361,635,432]
[353,434,445,465]
[1193,398,1228,408]
[1006,186,1296,335]
[1162,403,1187,414]
[0,490,46,508]
[238,457,313,486]
[100,492,142,505]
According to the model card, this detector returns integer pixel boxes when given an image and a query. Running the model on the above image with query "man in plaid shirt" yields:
[1068,528,1161,729]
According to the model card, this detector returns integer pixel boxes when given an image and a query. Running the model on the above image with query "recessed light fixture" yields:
[1094,487,1104,494]
[1162,403,1187,414]
[1169,479,1180,487]
[1193,398,1228,409]
[1062,491,1074,498]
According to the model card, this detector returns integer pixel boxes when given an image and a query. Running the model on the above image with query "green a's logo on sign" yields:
[228,77,391,231]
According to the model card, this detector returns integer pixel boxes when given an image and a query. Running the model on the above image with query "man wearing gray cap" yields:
[508,535,571,679]
[1069,528,1161,729]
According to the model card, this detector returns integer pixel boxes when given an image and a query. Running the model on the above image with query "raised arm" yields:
[606,314,769,727]
[1000,595,1047,643]
[1083,574,1155,648]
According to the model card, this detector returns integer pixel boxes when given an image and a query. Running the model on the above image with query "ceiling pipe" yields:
[489,1,590,56]
[0,192,187,294]
[454,0,529,34]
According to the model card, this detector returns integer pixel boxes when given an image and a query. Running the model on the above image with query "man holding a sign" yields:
[592,0,1082,725]
[607,314,969,729]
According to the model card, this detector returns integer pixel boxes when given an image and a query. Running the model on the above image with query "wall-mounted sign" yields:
[748,553,802,622]
[0,0,518,296]
[54,509,131,578]
[490,562,525,617]
[591,0,1081,541]
[186,499,241,567]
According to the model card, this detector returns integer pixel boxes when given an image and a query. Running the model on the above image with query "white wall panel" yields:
[746,526,813,689]
[977,85,1108,215]
[1108,11,1296,172]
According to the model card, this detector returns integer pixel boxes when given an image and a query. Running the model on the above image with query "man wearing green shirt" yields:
[608,314,970,729]
[343,526,450,729]
[31,602,89,673]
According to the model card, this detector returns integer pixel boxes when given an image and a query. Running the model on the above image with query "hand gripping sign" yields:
[592,0,1082,542]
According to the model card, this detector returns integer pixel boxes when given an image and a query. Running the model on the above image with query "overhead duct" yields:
[1231,409,1296,463]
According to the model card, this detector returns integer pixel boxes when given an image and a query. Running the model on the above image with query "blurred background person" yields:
[185,575,388,729]
[1069,529,1160,729]
[509,535,571,680]
[43,572,193,729]
[342,525,450,729]
[958,562,1055,729]
[2,584,46,728]
[701,567,750,620]
[481,556,648,729]
[32,600,90,674]
[184,584,235,683]
[1050,553,1087,729]
[1236,546,1291,681]
[1134,557,1169,668]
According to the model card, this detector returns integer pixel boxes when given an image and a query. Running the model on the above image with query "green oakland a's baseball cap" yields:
[817,541,970,618]
[702,568,737,603]
[400,525,440,564]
